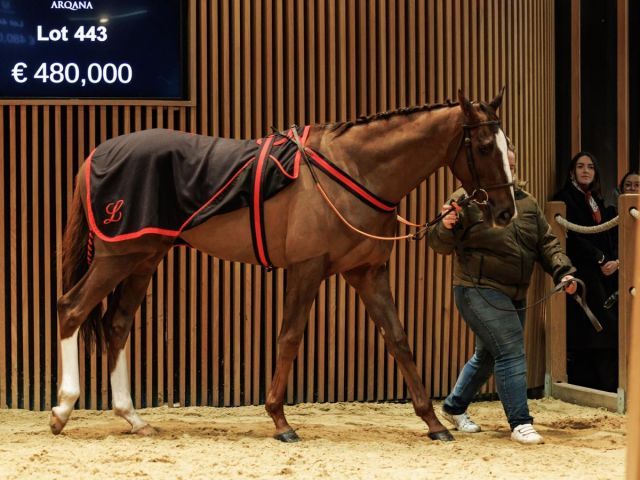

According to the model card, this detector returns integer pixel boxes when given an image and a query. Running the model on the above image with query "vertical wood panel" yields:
[232,262,240,406]
[43,106,53,410]
[0,108,8,406]
[20,107,29,409]
[0,109,5,408]
[9,106,18,408]
[0,110,4,408]
[252,265,261,404]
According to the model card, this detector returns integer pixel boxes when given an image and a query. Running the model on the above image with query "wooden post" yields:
[545,202,568,391]
[622,194,640,479]
[544,201,618,411]
[618,195,638,405]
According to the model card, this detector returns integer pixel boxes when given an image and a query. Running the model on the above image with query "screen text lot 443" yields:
[37,25,108,42]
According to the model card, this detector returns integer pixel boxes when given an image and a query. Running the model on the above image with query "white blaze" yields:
[495,129,517,218]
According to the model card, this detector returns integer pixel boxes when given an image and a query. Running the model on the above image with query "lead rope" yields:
[459,261,603,331]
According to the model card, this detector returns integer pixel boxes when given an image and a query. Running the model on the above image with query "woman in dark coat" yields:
[553,151,619,392]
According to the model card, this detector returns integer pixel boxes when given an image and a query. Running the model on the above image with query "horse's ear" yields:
[458,89,477,122]
[489,86,506,112]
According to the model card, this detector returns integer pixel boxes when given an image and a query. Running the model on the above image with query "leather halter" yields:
[455,119,515,205]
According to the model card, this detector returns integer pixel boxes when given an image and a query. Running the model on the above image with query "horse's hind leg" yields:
[51,254,141,435]
[51,331,81,435]
[106,268,160,435]
[265,257,327,442]
[343,264,454,441]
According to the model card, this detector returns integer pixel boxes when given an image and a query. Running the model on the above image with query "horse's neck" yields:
[327,107,462,203]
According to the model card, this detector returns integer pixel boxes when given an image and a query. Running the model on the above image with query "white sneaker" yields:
[441,409,481,433]
[511,424,544,444]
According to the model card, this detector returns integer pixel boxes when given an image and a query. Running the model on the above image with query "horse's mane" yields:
[325,99,460,137]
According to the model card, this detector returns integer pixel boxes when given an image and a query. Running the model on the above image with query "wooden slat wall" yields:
[0,0,555,410]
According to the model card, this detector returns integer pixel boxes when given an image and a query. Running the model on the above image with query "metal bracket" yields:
[544,373,553,398]
[617,387,626,414]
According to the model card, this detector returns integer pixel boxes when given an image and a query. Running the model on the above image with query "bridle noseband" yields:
[455,119,515,205]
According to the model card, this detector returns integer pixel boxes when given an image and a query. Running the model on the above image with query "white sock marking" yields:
[53,330,80,422]
[111,349,147,430]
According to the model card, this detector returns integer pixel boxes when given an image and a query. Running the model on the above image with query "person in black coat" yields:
[553,151,619,392]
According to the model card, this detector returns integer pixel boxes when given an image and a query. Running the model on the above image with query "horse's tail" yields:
[61,170,103,347]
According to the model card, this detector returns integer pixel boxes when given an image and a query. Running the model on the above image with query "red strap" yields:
[305,149,397,212]
[251,136,275,268]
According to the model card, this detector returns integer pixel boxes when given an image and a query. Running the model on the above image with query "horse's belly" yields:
[180,207,260,264]
[179,193,291,266]
[179,178,389,271]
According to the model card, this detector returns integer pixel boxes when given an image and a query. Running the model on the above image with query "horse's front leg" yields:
[343,264,454,441]
[265,256,327,442]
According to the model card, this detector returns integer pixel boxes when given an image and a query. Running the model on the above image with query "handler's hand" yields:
[441,203,460,230]
[561,275,577,295]
[601,260,619,277]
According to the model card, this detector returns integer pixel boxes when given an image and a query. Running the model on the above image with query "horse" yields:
[50,89,516,442]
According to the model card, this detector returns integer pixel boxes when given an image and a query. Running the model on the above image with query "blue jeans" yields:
[443,286,533,430]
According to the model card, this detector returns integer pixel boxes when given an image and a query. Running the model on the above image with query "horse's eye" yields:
[478,144,492,155]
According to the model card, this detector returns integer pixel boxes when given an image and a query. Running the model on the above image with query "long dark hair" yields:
[565,151,602,199]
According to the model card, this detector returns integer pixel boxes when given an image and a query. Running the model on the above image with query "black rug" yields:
[86,127,308,242]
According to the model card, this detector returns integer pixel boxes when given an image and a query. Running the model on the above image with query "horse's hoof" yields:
[427,429,455,441]
[274,429,300,442]
[49,412,65,435]
[132,424,157,436]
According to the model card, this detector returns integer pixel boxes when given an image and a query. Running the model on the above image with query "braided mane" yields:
[327,99,460,136]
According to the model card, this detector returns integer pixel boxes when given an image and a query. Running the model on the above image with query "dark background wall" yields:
[556,0,636,195]
[580,1,617,196]
[555,0,571,187]
[630,0,639,173]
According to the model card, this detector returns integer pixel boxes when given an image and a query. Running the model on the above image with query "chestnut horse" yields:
[50,89,516,442]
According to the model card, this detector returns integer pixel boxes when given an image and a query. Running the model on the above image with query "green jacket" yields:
[427,187,575,300]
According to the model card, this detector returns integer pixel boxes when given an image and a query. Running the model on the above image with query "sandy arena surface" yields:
[0,398,626,480]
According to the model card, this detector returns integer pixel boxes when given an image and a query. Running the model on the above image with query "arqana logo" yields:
[50,1,94,11]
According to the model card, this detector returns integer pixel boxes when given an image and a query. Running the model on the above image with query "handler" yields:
[428,139,577,445]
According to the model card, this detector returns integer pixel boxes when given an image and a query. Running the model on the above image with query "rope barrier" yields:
[554,214,619,234]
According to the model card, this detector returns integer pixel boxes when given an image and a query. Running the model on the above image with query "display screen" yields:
[0,0,188,100]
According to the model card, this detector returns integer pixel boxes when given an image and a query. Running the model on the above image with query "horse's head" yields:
[451,88,516,227]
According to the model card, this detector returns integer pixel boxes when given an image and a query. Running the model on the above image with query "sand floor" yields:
[0,398,626,480]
